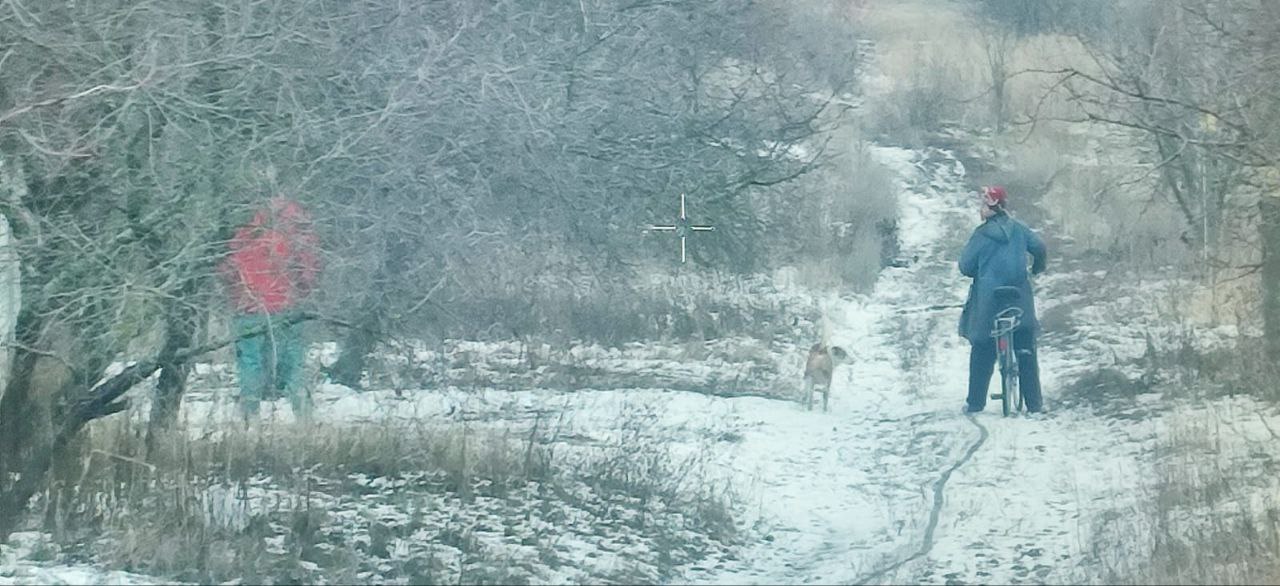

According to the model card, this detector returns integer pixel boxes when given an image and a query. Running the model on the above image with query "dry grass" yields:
[863,0,1101,130]
[1068,302,1280,583]
[1004,33,1101,125]
[1086,412,1280,585]
[858,0,1212,275]
[792,133,899,292]
[87,415,553,488]
[29,412,738,584]
[861,0,1002,137]
[864,46,977,143]
[1180,275,1263,332]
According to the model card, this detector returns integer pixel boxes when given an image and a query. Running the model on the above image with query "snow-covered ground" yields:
[7,57,1280,585]
[6,127,1280,585]
[6,132,1280,586]
[0,533,168,586]
[668,145,1146,585]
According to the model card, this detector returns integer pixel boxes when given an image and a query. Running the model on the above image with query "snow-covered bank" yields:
[7,132,1277,586]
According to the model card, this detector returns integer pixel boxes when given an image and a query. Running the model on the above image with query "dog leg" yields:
[823,384,830,412]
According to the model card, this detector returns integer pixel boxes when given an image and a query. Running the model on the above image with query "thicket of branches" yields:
[1032,1,1280,354]
[0,0,866,537]
[968,0,1280,359]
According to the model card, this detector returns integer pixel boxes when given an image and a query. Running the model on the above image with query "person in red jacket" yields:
[218,196,322,418]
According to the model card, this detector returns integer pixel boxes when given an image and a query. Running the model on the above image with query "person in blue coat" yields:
[958,186,1047,413]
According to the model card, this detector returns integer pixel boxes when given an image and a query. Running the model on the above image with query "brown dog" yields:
[803,343,848,412]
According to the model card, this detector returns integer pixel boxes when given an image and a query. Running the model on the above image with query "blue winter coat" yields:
[958,213,1047,343]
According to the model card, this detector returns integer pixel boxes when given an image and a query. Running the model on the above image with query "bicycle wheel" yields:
[1001,342,1019,417]
[1014,357,1025,413]
[1008,353,1021,416]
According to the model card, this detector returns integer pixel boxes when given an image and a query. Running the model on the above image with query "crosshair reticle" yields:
[646,193,716,263]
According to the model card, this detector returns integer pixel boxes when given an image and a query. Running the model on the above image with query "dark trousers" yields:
[234,313,310,417]
[967,329,1043,412]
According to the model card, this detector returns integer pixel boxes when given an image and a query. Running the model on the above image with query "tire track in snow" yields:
[690,145,988,585]
[853,414,989,585]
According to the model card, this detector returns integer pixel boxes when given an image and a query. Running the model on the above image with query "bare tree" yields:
[0,0,867,537]
[981,25,1019,133]
[1029,0,1280,358]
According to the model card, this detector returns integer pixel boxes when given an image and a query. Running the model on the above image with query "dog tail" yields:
[819,303,833,349]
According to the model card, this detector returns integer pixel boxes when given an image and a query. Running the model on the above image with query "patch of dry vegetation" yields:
[28,415,738,584]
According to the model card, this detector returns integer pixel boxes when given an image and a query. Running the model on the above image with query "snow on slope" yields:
[0,143,1224,586]
[7,59,1278,586]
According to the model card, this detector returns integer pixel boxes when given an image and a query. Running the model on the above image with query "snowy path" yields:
[688,145,1153,585]
[853,416,990,584]
[1,141,1260,586]
[0,142,1159,586]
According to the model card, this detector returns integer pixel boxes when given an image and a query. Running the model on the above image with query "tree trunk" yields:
[145,288,198,459]
[0,215,18,408]
[0,325,44,481]
[0,318,83,540]
[984,31,1012,134]
[1262,194,1280,363]
[0,418,66,540]
[0,158,26,410]
[0,358,162,542]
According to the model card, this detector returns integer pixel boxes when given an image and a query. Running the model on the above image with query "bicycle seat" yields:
[992,286,1022,309]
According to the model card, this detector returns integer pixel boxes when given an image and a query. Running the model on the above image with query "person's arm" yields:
[1027,226,1047,275]
[959,231,983,277]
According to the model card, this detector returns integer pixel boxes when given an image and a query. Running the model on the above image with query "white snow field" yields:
[5,40,1279,586]
[6,134,1277,585]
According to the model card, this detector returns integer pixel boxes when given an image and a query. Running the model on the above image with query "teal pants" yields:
[233,313,310,417]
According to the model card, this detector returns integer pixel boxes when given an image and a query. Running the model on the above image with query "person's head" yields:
[980,185,1007,219]
[248,195,308,228]
[269,196,308,223]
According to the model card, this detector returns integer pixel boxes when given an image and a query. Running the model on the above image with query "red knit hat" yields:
[982,185,1008,207]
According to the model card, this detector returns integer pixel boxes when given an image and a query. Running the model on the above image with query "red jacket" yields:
[219,197,321,314]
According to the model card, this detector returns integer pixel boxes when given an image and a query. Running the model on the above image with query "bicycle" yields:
[989,286,1025,417]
